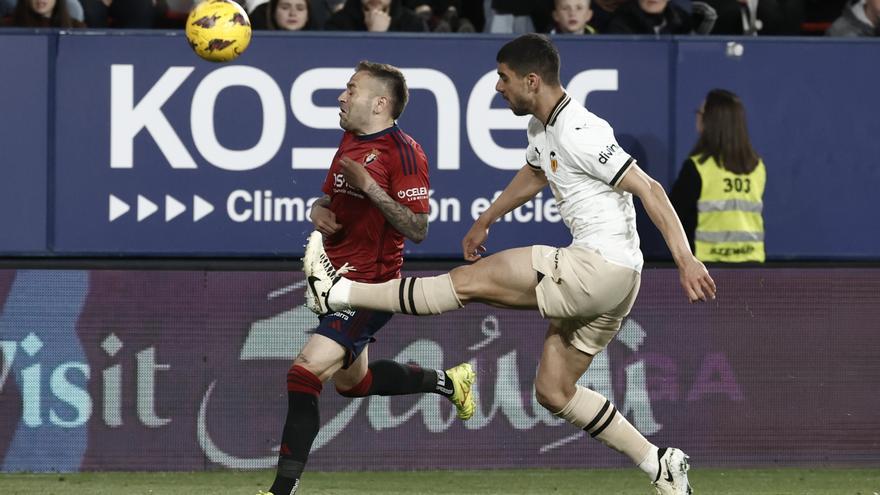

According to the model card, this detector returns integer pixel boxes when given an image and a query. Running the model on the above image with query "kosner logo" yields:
[109,65,620,172]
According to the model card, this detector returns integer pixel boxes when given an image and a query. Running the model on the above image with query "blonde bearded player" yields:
[258,61,475,495]
[304,35,715,494]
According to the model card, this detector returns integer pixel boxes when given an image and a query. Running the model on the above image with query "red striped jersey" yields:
[321,125,430,282]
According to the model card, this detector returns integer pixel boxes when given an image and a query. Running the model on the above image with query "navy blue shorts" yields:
[313,309,394,369]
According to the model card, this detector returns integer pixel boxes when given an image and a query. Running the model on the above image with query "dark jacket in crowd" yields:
[490,0,554,32]
[827,0,879,36]
[324,0,427,31]
[702,0,789,35]
[605,0,693,34]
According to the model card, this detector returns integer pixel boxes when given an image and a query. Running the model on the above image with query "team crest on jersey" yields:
[550,151,558,173]
[364,149,380,165]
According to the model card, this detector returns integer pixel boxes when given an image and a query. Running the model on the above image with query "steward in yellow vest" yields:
[693,155,765,262]
[670,89,766,263]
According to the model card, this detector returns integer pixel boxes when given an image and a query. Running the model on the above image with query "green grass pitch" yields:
[1,468,878,494]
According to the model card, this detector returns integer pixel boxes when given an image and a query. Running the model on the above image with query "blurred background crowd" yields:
[0,0,877,38]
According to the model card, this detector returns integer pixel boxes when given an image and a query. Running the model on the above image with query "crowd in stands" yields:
[1,0,877,36]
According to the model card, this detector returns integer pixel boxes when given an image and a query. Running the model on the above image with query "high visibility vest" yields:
[693,155,766,262]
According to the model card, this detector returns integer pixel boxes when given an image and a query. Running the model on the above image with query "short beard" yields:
[510,105,529,116]
[507,98,531,116]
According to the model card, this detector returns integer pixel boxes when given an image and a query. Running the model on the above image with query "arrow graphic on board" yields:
[137,195,158,222]
[109,195,130,222]
[193,195,214,222]
[108,194,215,222]
[165,195,186,221]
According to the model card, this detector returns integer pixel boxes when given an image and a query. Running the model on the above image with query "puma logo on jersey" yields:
[598,144,619,164]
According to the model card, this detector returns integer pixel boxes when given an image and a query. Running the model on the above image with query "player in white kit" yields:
[304,34,715,494]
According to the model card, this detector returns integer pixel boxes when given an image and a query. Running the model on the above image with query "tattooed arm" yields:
[338,156,428,243]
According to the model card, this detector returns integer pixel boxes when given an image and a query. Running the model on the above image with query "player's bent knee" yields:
[335,369,373,397]
[534,385,568,412]
[287,364,323,397]
[449,265,481,303]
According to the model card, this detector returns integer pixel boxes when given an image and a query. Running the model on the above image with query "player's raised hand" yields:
[339,156,375,192]
[678,256,716,303]
[462,221,489,262]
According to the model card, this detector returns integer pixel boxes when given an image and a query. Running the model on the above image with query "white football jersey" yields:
[525,93,643,272]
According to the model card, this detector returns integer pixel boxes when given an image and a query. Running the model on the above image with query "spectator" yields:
[826,0,879,36]
[252,0,316,29]
[701,0,789,34]
[249,0,341,29]
[605,0,692,34]
[324,0,427,31]
[486,0,553,33]
[670,89,766,263]
[80,0,164,28]
[551,0,597,33]
[407,0,475,32]
[1,0,83,22]
[4,0,85,26]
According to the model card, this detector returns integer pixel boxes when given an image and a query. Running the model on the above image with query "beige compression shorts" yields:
[531,245,641,355]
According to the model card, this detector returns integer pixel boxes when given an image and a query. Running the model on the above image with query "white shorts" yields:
[531,245,641,355]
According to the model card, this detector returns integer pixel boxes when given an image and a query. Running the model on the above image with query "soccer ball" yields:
[185,0,252,63]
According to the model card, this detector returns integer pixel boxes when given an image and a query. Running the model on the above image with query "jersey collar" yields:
[547,93,572,127]
[356,123,399,141]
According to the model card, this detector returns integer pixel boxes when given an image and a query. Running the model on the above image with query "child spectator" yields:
[552,0,597,33]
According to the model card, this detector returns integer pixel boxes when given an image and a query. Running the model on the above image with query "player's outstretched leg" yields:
[652,447,693,494]
[303,230,462,316]
[445,362,476,420]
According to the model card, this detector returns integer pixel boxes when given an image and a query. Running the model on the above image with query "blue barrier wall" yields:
[1,31,878,259]
[0,35,49,253]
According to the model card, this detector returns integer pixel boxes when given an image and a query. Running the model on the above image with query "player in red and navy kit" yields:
[260,62,476,495]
